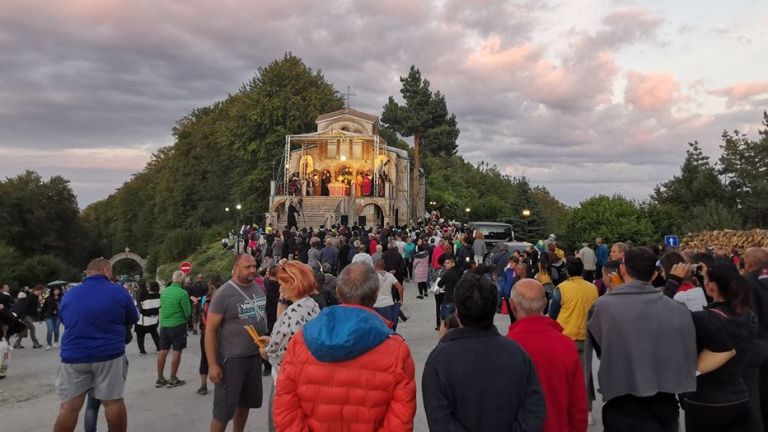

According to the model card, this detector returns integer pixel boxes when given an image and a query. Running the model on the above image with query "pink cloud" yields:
[527,51,618,111]
[466,36,535,68]
[625,71,680,111]
[707,81,768,107]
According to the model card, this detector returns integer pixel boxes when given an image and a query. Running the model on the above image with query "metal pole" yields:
[236,213,241,253]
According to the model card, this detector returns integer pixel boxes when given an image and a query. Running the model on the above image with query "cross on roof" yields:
[343,86,357,109]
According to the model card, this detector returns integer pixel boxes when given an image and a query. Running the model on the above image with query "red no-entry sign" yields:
[179,261,192,274]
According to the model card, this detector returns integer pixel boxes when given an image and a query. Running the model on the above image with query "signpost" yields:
[664,235,679,248]
[179,261,192,274]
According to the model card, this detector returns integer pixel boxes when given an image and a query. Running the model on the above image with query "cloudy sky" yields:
[1,0,767,207]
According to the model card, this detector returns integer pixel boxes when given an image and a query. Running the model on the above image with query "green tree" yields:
[80,53,343,259]
[681,200,743,233]
[562,195,655,250]
[653,141,729,212]
[13,255,79,287]
[0,171,84,264]
[718,111,768,227]
[0,243,21,286]
[382,65,460,216]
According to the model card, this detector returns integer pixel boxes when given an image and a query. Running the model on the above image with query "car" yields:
[503,241,534,255]
[467,221,514,248]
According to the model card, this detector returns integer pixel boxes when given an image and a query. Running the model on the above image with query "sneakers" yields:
[588,413,595,425]
[138,352,146,356]
[196,386,208,395]
[53,342,59,348]
[32,343,43,349]
[45,345,51,351]
[166,377,186,388]
[155,378,168,388]
[417,295,423,299]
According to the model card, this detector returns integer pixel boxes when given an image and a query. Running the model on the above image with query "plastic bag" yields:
[0,339,10,378]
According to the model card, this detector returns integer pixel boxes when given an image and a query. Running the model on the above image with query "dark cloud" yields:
[0,0,764,207]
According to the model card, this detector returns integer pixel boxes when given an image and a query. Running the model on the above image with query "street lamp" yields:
[522,208,531,240]
[226,204,244,252]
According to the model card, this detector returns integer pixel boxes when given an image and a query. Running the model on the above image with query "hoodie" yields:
[303,305,393,362]
[274,305,416,432]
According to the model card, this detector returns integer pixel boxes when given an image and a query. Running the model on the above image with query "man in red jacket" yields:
[273,262,416,431]
[507,278,588,432]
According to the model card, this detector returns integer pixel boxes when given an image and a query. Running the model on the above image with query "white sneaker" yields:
[45,345,51,351]
[53,342,59,348]
[588,413,595,425]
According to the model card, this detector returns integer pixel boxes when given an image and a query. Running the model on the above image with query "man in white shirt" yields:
[373,259,404,331]
[577,242,598,282]
[351,244,373,267]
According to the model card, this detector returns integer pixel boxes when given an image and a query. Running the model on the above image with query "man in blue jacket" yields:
[54,258,139,432]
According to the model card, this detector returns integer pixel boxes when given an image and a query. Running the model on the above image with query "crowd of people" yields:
[4,213,768,431]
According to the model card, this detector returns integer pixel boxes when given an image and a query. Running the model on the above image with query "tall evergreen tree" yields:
[381,66,460,218]
[718,111,768,227]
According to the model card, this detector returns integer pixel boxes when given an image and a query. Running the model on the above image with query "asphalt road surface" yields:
[0,280,607,431]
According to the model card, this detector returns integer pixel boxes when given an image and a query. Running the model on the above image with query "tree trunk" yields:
[412,132,421,223]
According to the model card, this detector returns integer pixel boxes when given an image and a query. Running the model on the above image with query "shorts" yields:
[440,302,456,321]
[159,324,187,351]
[56,355,128,402]
[213,355,263,422]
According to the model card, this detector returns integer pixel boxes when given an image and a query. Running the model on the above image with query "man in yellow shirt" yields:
[549,257,598,352]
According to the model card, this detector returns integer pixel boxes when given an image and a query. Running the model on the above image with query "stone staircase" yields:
[276,196,347,230]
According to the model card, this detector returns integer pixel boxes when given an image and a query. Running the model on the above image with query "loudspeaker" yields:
[340,215,349,225]
[358,215,366,227]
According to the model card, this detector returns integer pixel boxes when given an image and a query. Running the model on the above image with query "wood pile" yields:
[681,229,768,252]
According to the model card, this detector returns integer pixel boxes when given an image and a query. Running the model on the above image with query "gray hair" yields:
[172,271,185,284]
[612,242,629,253]
[336,263,380,307]
[510,285,547,316]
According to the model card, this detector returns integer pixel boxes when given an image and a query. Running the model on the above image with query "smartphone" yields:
[690,264,701,275]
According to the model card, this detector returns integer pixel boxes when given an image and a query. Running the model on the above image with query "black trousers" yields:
[434,293,445,329]
[603,393,679,432]
[683,399,752,432]
[199,331,208,375]
[418,282,428,297]
[135,324,159,354]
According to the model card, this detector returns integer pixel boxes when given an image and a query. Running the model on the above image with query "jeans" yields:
[45,317,60,346]
[374,303,401,331]
[84,389,101,432]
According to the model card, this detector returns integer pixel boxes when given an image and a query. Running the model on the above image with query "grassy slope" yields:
[156,241,234,284]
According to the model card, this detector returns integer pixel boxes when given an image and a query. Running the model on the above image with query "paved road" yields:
[0,280,606,431]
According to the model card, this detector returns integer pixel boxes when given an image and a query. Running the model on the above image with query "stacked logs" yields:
[681,229,768,253]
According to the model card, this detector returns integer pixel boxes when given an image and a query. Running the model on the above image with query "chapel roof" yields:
[315,108,378,124]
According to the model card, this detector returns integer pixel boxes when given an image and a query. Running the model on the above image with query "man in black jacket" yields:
[745,247,768,431]
[423,273,545,432]
[14,285,43,349]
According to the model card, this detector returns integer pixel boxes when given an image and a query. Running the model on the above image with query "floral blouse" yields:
[266,296,320,372]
